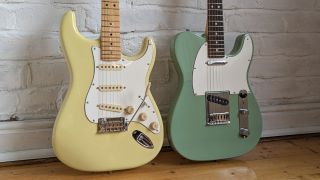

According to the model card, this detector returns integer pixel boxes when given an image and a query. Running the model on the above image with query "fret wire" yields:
[101,0,121,60]
[207,0,225,57]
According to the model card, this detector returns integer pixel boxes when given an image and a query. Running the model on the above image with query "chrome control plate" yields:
[206,91,231,126]
[239,90,249,138]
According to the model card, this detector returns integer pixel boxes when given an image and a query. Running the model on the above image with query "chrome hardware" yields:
[239,90,249,138]
[132,130,154,149]
[97,117,127,134]
[206,60,228,66]
[206,91,230,126]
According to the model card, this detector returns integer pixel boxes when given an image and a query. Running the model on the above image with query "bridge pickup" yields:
[97,104,123,113]
[206,91,231,126]
[97,117,127,134]
[97,64,124,71]
[97,85,125,92]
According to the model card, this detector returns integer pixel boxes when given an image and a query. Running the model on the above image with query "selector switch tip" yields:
[139,113,148,121]
[124,106,134,115]
[149,122,159,131]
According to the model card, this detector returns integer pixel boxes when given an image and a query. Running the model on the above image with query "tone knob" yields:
[149,122,159,131]
[124,106,134,115]
[139,113,148,121]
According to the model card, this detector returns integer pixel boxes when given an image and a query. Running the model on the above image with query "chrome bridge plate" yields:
[206,91,231,126]
[97,117,128,134]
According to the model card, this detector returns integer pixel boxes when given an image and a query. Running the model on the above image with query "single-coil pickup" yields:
[97,85,125,92]
[97,64,124,71]
[97,104,123,113]
[207,95,229,106]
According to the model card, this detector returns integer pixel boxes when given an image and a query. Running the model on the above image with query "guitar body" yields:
[52,11,163,172]
[168,32,262,161]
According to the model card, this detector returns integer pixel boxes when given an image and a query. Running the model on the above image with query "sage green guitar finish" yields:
[168,32,262,161]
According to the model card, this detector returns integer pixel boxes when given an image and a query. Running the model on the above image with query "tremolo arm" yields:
[128,82,152,125]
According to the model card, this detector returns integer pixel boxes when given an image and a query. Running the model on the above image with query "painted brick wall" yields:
[0,0,320,133]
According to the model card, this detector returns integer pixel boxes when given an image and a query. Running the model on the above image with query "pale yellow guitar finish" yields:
[52,11,163,172]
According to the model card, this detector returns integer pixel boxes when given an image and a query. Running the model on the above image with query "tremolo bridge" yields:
[206,92,230,126]
[97,117,128,134]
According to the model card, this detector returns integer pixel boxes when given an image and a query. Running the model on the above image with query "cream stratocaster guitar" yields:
[52,0,163,172]
[168,0,262,161]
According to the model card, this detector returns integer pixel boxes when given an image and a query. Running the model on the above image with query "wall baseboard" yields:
[0,119,319,162]
[0,119,54,162]
[0,149,54,162]
[262,126,320,138]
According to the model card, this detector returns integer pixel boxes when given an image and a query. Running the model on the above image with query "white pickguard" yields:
[193,34,253,95]
[84,42,160,134]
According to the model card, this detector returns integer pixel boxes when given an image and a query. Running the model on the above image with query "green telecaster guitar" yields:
[168,0,262,161]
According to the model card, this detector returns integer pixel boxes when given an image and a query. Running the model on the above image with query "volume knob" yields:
[124,106,134,115]
[139,113,148,121]
[150,122,159,131]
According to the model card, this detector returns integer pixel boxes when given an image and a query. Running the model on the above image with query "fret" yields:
[101,43,121,47]
[207,0,225,59]
[100,27,120,32]
[208,42,225,46]
[101,33,121,38]
[208,22,224,26]
[208,46,225,49]
[101,50,121,55]
[208,11,223,16]
[209,55,225,58]
[101,10,119,16]
[101,55,122,59]
[207,32,224,36]
[208,0,223,3]
[208,27,224,31]
[101,0,121,61]
[101,37,121,42]
[101,16,120,22]
[208,16,223,21]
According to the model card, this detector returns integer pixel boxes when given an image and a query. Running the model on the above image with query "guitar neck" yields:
[207,0,225,58]
[101,0,121,61]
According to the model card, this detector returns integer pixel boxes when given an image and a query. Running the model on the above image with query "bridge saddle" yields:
[97,117,128,134]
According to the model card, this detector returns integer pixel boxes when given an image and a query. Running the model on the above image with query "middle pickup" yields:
[97,85,125,92]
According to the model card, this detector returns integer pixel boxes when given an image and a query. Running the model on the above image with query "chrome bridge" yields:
[97,117,128,134]
[206,91,230,126]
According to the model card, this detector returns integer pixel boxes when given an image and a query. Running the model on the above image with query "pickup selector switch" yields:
[138,113,148,121]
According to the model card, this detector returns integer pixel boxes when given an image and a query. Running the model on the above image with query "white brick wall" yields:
[0,0,320,134]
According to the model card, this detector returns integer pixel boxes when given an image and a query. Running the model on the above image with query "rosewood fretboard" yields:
[101,0,121,61]
[207,0,225,58]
